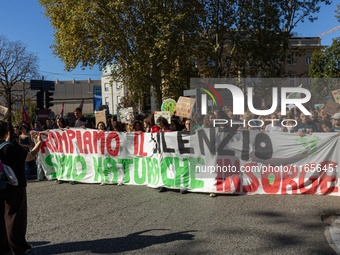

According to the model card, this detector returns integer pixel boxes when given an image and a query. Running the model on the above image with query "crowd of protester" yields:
[6,105,340,194]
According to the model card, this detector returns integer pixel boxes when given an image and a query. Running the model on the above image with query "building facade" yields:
[51,79,101,116]
[101,66,126,115]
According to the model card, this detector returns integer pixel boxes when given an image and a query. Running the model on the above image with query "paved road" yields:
[24,180,339,254]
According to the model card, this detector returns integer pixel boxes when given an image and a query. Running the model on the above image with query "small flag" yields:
[22,106,28,123]
[60,102,64,118]
[79,99,84,110]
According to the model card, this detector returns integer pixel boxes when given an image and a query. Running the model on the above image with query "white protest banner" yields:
[38,129,340,195]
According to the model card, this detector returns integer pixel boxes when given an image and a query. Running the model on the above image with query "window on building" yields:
[116,82,122,90]
[94,85,101,94]
[105,97,109,105]
[306,56,312,65]
[288,56,296,66]
[104,83,109,91]
[307,76,311,86]
[117,96,122,104]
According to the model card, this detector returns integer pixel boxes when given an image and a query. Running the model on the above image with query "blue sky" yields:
[0,1,339,81]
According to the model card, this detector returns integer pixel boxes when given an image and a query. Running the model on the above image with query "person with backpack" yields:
[0,120,42,254]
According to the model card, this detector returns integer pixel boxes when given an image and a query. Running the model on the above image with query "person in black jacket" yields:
[0,120,42,254]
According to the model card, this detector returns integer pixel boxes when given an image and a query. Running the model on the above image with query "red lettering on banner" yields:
[134,133,139,155]
[281,165,299,194]
[55,131,68,153]
[40,133,49,153]
[216,159,223,191]
[261,166,281,194]
[139,132,147,156]
[93,131,105,154]
[76,130,84,153]
[216,159,240,192]
[83,131,93,154]
[48,132,59,152]
[298,164,318,194]
[107,132,120,156]
[319,161,338,194]
[66,130,76,154]
[242,163,259,193]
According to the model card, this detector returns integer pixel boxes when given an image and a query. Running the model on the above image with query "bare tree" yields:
[0,35,39,125]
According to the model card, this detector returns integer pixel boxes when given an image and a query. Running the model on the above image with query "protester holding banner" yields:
[74,107,90,128]
[320,120,334,132]
[201,113,215,129]
[281,111,295,133]
[319,108,331,122]
[133,120,144,132]
[56,117,66,129]
[0,120,42,255]
[170,119,181,131]
[309,111,320,131]
[97,122,106,131]
[157,117,172,132]
[331,113,340,131]
[265,113,283,132]
[192,113,203,130]
[18,124,34,180]
[294,112,318,137]
[112,121,125,132]
[146,115,160,133]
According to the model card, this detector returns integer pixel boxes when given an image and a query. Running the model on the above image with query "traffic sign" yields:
[38,110,49,122]
[30,80,55,91]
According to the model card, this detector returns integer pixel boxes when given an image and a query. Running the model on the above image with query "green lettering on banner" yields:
[118,159,133,183]
[45,155,58,178]
[189,158,205,189]
[134,158,146,185]
[146,158,160,185]
[55,155,62,178]
[152,158,160,185]
[174,157,189,188]
[104,157,118,183]
[161,157,174,187]
[93,157,104,182]
[72,156,87,181]
[146,158,154,184]
[63,155,73,179]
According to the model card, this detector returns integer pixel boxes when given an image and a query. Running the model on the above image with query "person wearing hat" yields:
[331,113,340,131]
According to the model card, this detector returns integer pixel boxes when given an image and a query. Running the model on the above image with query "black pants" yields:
[0,185,31,255]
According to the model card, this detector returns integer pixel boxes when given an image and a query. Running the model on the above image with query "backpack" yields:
[0,142,15,190]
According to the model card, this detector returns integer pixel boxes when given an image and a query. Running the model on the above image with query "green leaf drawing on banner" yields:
[294,135,321,156]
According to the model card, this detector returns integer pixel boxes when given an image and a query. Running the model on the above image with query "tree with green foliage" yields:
[309,37,340,102]
[39,0,203,110]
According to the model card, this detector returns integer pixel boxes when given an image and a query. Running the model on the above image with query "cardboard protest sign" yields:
[95,110,106,126]
[154,111,171,123]
[324,100,340,116]
[0,105,8,121]
[332,89,340,103]
[161,99,176,115]
[314,104,325,110]
[119,107,134,123]
[175,97,196,118]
